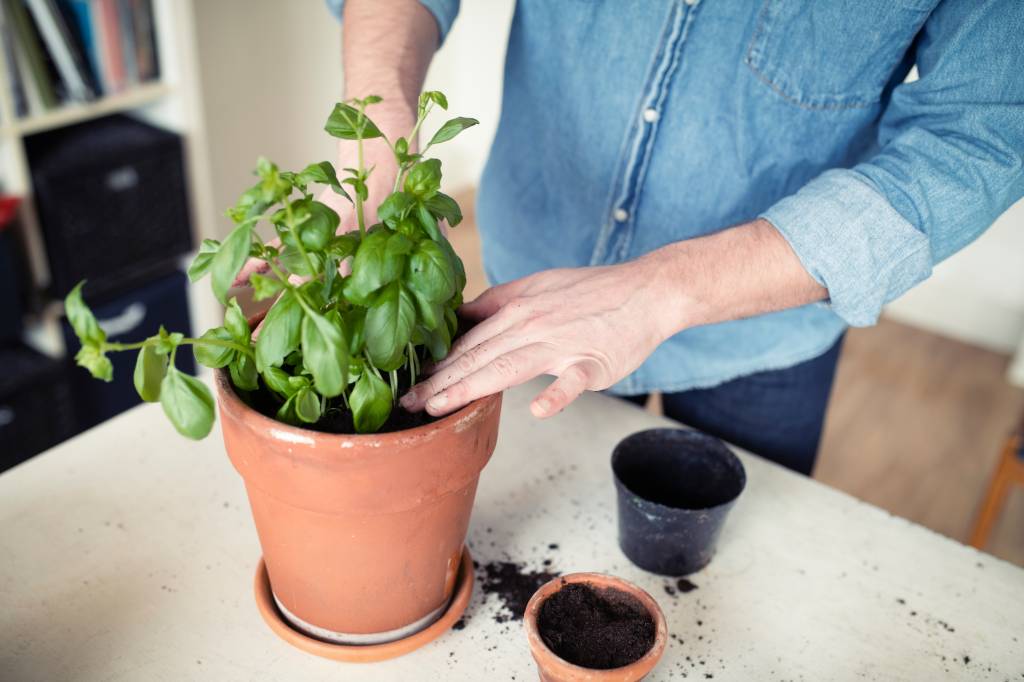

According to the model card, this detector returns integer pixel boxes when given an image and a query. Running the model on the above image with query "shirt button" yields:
[684,0,699,5]
[614,208,630,222]
[642,108,659,123]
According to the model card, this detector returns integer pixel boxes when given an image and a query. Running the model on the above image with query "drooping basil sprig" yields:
[65,92,477,437]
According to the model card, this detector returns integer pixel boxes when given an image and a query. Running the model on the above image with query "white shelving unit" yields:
[0,0,218,357]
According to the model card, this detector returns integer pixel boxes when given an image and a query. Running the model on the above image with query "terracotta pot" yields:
[215,369,502,645]
[524,573,668,682]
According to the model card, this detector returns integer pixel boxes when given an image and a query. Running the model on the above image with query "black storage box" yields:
[25,114,193,300]
[60,270,195,431]
[0,344,78,473]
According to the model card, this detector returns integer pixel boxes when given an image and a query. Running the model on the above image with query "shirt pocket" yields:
[744,0,935,110]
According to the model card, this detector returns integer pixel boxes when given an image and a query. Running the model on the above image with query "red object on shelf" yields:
[0,196,22,231]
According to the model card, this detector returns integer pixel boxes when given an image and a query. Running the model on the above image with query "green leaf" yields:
[65,281,106,346]
[407,239,456,303]
[377,192,415,228]
[262,366,295,397]
[294,387,322,424]
[422,321,452,362]
[133,345,167,402]
[365,282,415,371]
[428,117,478,146]
[301,309,349,397]
[325,102,383,140]
[226,182,272,223]
[350,371,392,434]
[297,161,352,201]
[224,298,251,344]
[279,245,324,277]
[193,327,235,368]
[404,159,442,199]
[211,223,252,304]
[438,237,467,293]
[160,368,215,439]
[303,201,340,251]
[342,308,366,355]
[343,229,406,305]
[74,345,113,381]
[420,90,448,111]
[425,192,463,227]
[256,290,303,371]
[187,239,222,282]
[386,232,413,257]
[416,203,442,241]
[151,327,185,355]
[250,273,285,301]
[229,352,259,391]
[325,233,360,260]
[413,290,444,330]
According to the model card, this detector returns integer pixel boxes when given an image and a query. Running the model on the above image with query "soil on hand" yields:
[537,582,655,670]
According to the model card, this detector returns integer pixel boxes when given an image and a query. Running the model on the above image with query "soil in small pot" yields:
[537,581,656,670]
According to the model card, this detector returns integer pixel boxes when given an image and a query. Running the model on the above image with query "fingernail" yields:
[426,393,448,411]
[400,390,419,409]
[532,398,551,417]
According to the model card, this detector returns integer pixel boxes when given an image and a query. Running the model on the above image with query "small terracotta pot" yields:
[524,573,668,682]
[215,369,502,646]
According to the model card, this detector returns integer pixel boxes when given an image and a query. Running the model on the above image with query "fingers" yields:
[460,279,529,320]
[403,331,521,411]
[417,345,548,417]
[431,305,524,374]
[233,257,270,287]
[530,363,590,418]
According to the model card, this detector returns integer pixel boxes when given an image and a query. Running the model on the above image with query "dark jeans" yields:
[623,336,844,476]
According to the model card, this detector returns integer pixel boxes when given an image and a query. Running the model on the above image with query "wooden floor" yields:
[450,194,1024,567]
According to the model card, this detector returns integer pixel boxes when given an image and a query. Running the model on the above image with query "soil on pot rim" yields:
[537,581,655,670]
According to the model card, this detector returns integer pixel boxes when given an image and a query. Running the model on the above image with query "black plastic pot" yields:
[612,428,746,576]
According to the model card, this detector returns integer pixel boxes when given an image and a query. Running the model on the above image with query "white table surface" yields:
[2,380,1022,682]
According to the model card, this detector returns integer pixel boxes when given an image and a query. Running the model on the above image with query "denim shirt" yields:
[330,0,1024,395]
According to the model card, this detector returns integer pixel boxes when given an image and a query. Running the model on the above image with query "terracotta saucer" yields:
[253,546,474,663]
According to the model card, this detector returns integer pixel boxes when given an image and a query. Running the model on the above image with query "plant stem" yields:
[355,136,367,238]
[102,336,255,360]
[389,369,399,403]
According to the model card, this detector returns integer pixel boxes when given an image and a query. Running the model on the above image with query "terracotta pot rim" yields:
[524,572,668,678]
[214,368,501,445]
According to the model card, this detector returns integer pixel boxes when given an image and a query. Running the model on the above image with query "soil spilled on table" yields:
[537,581,655,669]
[479,560,559,623]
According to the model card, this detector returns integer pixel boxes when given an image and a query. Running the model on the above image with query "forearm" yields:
[342,0,438,117]
[646,219,827,337]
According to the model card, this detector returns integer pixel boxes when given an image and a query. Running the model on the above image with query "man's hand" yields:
[401,219,827,418]
[400,257,684,419]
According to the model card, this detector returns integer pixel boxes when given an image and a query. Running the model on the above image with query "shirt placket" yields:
[589,0,702,268]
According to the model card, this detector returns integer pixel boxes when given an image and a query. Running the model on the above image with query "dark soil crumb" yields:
[480,561,559,623]
[452,618,467,631]
[665,585,677,597]
[548,543,560,550]
[676,578,698,593]
[537,582,655,669]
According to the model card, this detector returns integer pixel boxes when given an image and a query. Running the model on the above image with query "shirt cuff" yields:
[325,0,460,46]
[760,169,933,327]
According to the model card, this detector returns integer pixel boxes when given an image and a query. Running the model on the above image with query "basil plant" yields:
[65,92,476,437]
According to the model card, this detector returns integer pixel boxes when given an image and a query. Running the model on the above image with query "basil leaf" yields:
[187,239,222,282]
[343,229,405,305]
[160,368,215,440]
[386,232,413,257]
[350,371,392,434]
[300,201,340,251]
[262,366,295,397]
[324,102,383,140]
[133,345,167,402]
[224,298,251,344]
[301,309,348,397]
[74,345,113,381]
[413,290,444,331]
[229,352,259,391]
[294,387,322,424]
[421,90,448,111]
[377,192,415,228]
[342,308,366,355]
[403,159,442,199]
[438,237,467,293]
[194,327,235,368]
[428,117,479,146]
[416,202,442,242]
[407,239,455,303]
[256,290,303,371]
[325,233,360,261]
[422,321,452,363]
[365,282,415,371]
[275,395,299,425]
[297,161,351,201]
[250,273,285,301]
[425,192,462,227]
[64,281,106,346]
[211,223,252,304]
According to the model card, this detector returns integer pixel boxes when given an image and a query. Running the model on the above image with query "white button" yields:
[614,208,630,222]
[684,0,699,6]
[642,108,659,123]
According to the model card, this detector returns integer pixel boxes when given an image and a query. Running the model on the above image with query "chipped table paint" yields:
[1,380,1022,680]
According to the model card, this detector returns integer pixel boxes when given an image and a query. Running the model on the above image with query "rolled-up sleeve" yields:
[761,0,1024,328]
[325,0,461,46]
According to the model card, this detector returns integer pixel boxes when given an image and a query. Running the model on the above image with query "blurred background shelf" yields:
[1,81,171,136]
